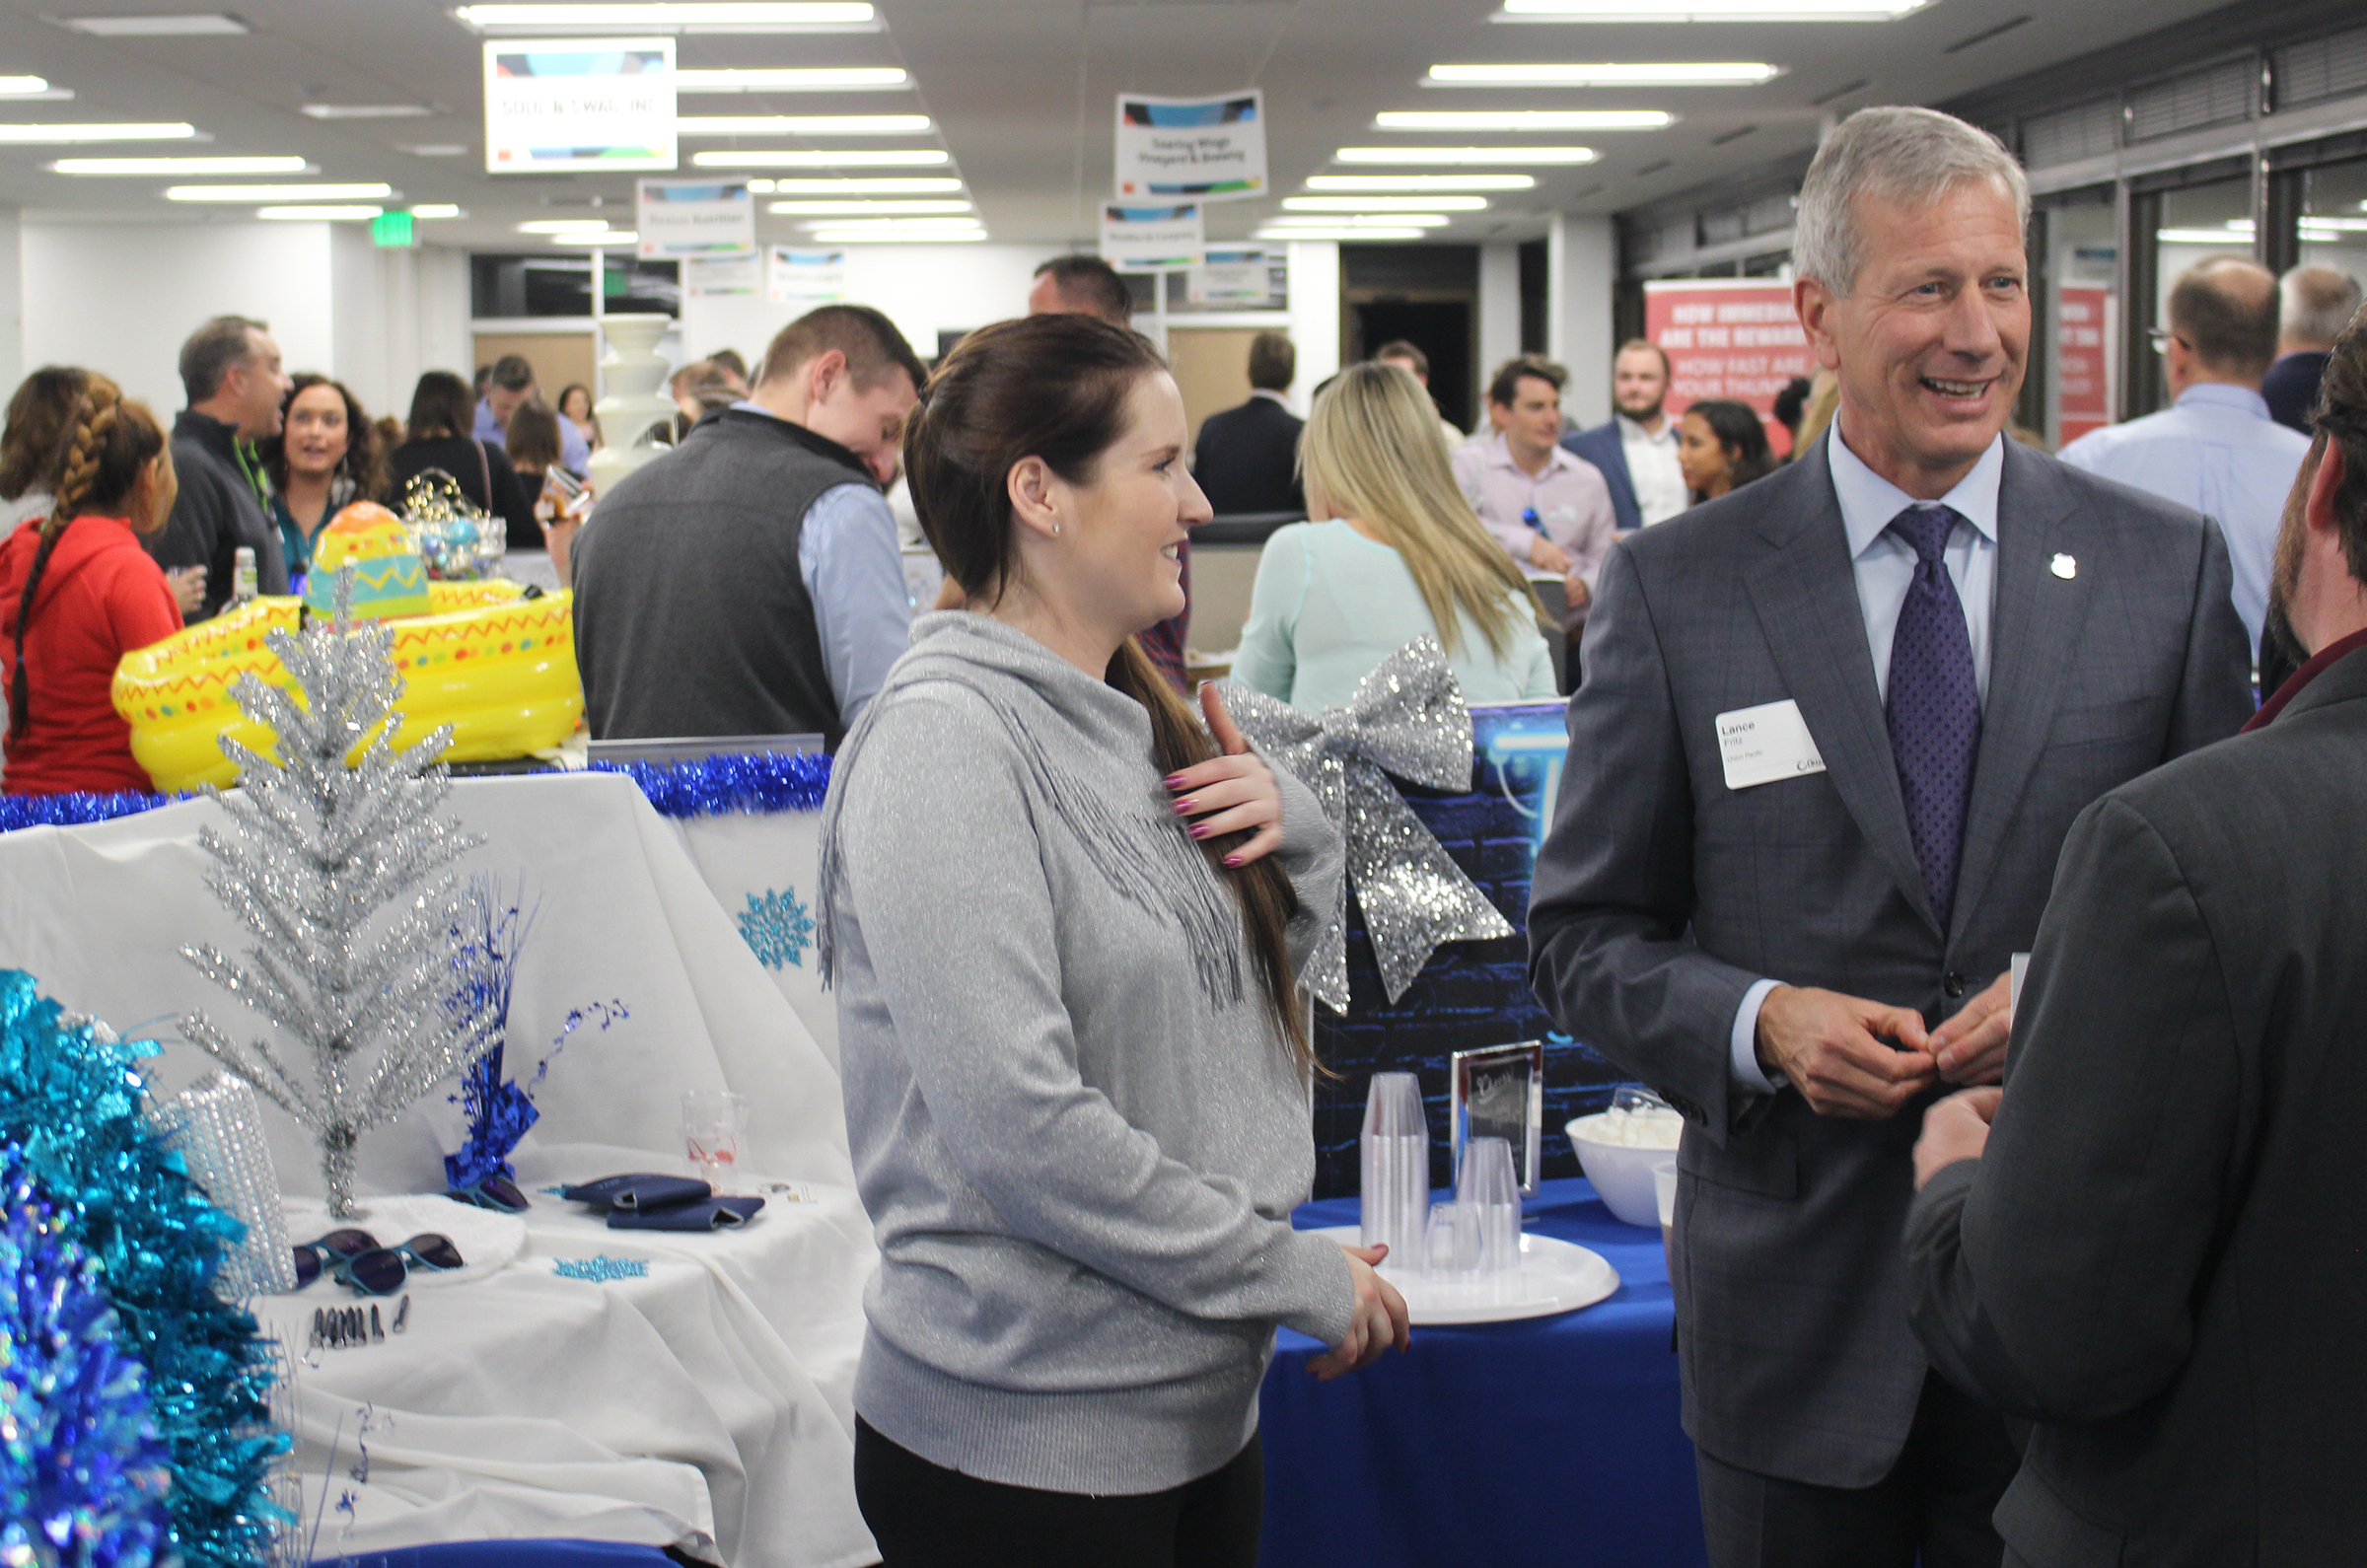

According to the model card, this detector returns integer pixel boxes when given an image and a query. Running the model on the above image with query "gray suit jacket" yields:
[1905,644,2367,1568]
[1528,435,2253,1487]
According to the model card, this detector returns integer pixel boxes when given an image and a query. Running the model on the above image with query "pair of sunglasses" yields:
[447,1174,530,1213]
[292,1228,465,1296]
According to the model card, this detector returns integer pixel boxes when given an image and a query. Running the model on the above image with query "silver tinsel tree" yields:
[181,566,500,1218]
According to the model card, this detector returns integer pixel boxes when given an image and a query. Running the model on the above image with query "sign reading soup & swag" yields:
[483,38,676,174]
[1114,91,1267,203]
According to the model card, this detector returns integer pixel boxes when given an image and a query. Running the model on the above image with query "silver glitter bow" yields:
[1221,636,1513,1011]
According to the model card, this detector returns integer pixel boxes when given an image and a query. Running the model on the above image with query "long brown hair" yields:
[8,373,171,741]
[259,373,389,503]
[0,365,90,502]
[904,313,1315,1073]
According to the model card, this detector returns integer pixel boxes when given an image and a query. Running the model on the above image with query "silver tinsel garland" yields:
[161,1071,299,1296]
[180,566,501,1218]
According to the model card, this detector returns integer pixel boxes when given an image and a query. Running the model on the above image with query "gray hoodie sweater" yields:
[819,611,1355,1494]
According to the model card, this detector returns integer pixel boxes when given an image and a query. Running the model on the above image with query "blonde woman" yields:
[1232,362,1557,711]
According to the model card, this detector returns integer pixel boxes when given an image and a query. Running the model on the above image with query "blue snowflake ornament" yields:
[737,888,816,971]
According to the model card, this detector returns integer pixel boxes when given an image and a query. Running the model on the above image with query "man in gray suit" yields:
[1528,106,2254,1566]
[1903,307,2367,1567]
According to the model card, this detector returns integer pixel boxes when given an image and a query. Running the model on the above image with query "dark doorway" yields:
[1350,299,1476,433]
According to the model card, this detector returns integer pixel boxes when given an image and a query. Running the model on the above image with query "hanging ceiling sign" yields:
[1114,90,1266,203]
[1101,203,1203,269]
[637,178,755,258]
[769,248,847,304]
[484,37,676,174]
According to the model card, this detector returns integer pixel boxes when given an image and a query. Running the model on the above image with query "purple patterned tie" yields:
[1885,504,1980,929]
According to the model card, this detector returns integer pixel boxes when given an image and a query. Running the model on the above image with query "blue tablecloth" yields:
[317,1543,675,1568]
[1259,1176,1708,1568]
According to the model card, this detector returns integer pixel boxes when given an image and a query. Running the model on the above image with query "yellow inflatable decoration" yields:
[114,504,581,792]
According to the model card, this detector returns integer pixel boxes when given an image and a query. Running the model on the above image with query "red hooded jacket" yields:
[0,514,182,795]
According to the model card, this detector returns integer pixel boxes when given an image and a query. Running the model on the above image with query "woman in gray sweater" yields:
[819,314,1409,1566]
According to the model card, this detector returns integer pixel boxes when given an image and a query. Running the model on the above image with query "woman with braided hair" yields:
[0,375,181,794]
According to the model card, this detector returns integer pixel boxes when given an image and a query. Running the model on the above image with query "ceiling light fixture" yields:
[548,229,640,246]
[51,155,312,176]
[675,66,907,91]
[1306,173,1537,191]
[797,215,979,229]
[691,148,948,167]
[453,3,878,34]
[0,76,64,97]
[56,13,250,35]
[676,113,931,135]
[1426,61,1779,85]
[0,121,196,143]
[2297,214,2367,232]
[1495,0,1927,18]
[402,144,470,157]
[769,198,972,213]
[1265,212,1453,227]
[1253,226,1424,241]
[256,205,385,221]
[1333,146,1599,164]
[411,204,465,218]
[167,182,396,201]
[764,176,963,192]
[2154,228,2257,245]
[803,229,986,244]
[518,218,616,232]
[1375,109,1672,129]
[1284,194,1489,210]
[301,104,436,120]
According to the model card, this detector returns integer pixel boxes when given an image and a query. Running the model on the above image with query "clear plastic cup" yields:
[1425,1199,1480,1281]
[1457,1136,1522,1278]
[1360,1072,1429,1267]
[681,1090,748,1194]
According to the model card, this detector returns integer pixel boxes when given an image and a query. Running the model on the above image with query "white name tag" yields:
[1717,698,1828,791]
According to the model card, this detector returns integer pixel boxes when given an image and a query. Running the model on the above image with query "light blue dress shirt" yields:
[474,396,593,475]
[1728,424,2004,1094]
[2056,382,2309,657]
[731,399,911,729]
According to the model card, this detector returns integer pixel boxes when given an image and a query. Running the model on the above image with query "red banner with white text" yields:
[1644,278,1818,458]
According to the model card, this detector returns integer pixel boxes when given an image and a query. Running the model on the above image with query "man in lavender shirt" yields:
[1452,355,1617,633]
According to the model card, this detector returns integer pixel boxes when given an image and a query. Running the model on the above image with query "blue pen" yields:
[1522,506,1545,534]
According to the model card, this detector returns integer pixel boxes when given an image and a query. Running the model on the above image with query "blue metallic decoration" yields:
[0,1148,175,1568]
[0,790,179,835]
[0,751,835,837]
[551,1256,647,1283]
[0,970,287,1568]
[587,750,831,819]
[736,887,816,971]
[444,884,539,1194]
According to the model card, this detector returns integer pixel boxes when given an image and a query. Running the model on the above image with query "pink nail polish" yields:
[1173,798,1194,814]
[1164,774,1186,788]
[1222,853,1243,867]
[1188,823,1211,839]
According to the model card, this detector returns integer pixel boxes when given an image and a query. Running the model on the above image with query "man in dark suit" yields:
[1561,337,1689,533]
[2259,263,2358,433]
[1191,330,1304,516]
[1528,106,2253,1568]
[1904,304,2367,1567]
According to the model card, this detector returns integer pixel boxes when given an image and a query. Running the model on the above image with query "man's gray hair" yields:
[2279,264,2363,349]
[1793,107,2030,298]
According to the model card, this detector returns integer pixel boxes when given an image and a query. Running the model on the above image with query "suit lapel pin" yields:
[2049,553,2077,580]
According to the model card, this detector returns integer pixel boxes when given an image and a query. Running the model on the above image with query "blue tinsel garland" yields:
[0,1148,175,1568]
[0,751,834,836]
[0,971,285,1568]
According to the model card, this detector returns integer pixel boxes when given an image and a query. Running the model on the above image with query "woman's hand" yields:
[1307,1243,1412,1381]
[1166,684,1283,868]
[165,566,205,615]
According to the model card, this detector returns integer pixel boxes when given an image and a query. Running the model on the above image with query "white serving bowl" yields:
[1566,1113,1683,1228]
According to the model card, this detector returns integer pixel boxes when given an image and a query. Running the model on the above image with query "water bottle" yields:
[1359,1072,1430,1270]
[231,545,258,606]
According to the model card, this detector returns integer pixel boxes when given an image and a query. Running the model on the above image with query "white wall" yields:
[1547,214,1617,428]
[24,220,339,415]
[1283,240,1340,405]
[0,208,21,392]
[1477,241,1522,392]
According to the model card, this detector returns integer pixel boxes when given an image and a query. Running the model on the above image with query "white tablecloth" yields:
[0,773,876,1567]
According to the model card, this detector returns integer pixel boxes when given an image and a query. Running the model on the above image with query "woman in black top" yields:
[389,371,534,542]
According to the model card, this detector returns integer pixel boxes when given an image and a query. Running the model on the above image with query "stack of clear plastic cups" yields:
[1359,1072,1430,1271]
[1458,1136,1524,1278]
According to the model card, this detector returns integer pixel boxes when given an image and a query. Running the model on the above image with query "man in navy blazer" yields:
[1562,338,1691,532]
[1529,107,2252,1567]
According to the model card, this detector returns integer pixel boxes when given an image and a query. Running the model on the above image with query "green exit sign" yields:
[371,211,415,248]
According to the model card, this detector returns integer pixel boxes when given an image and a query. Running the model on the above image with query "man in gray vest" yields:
[572,303,926,749]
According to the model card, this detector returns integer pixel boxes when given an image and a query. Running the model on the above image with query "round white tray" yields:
[1311,1225,1620,1325]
